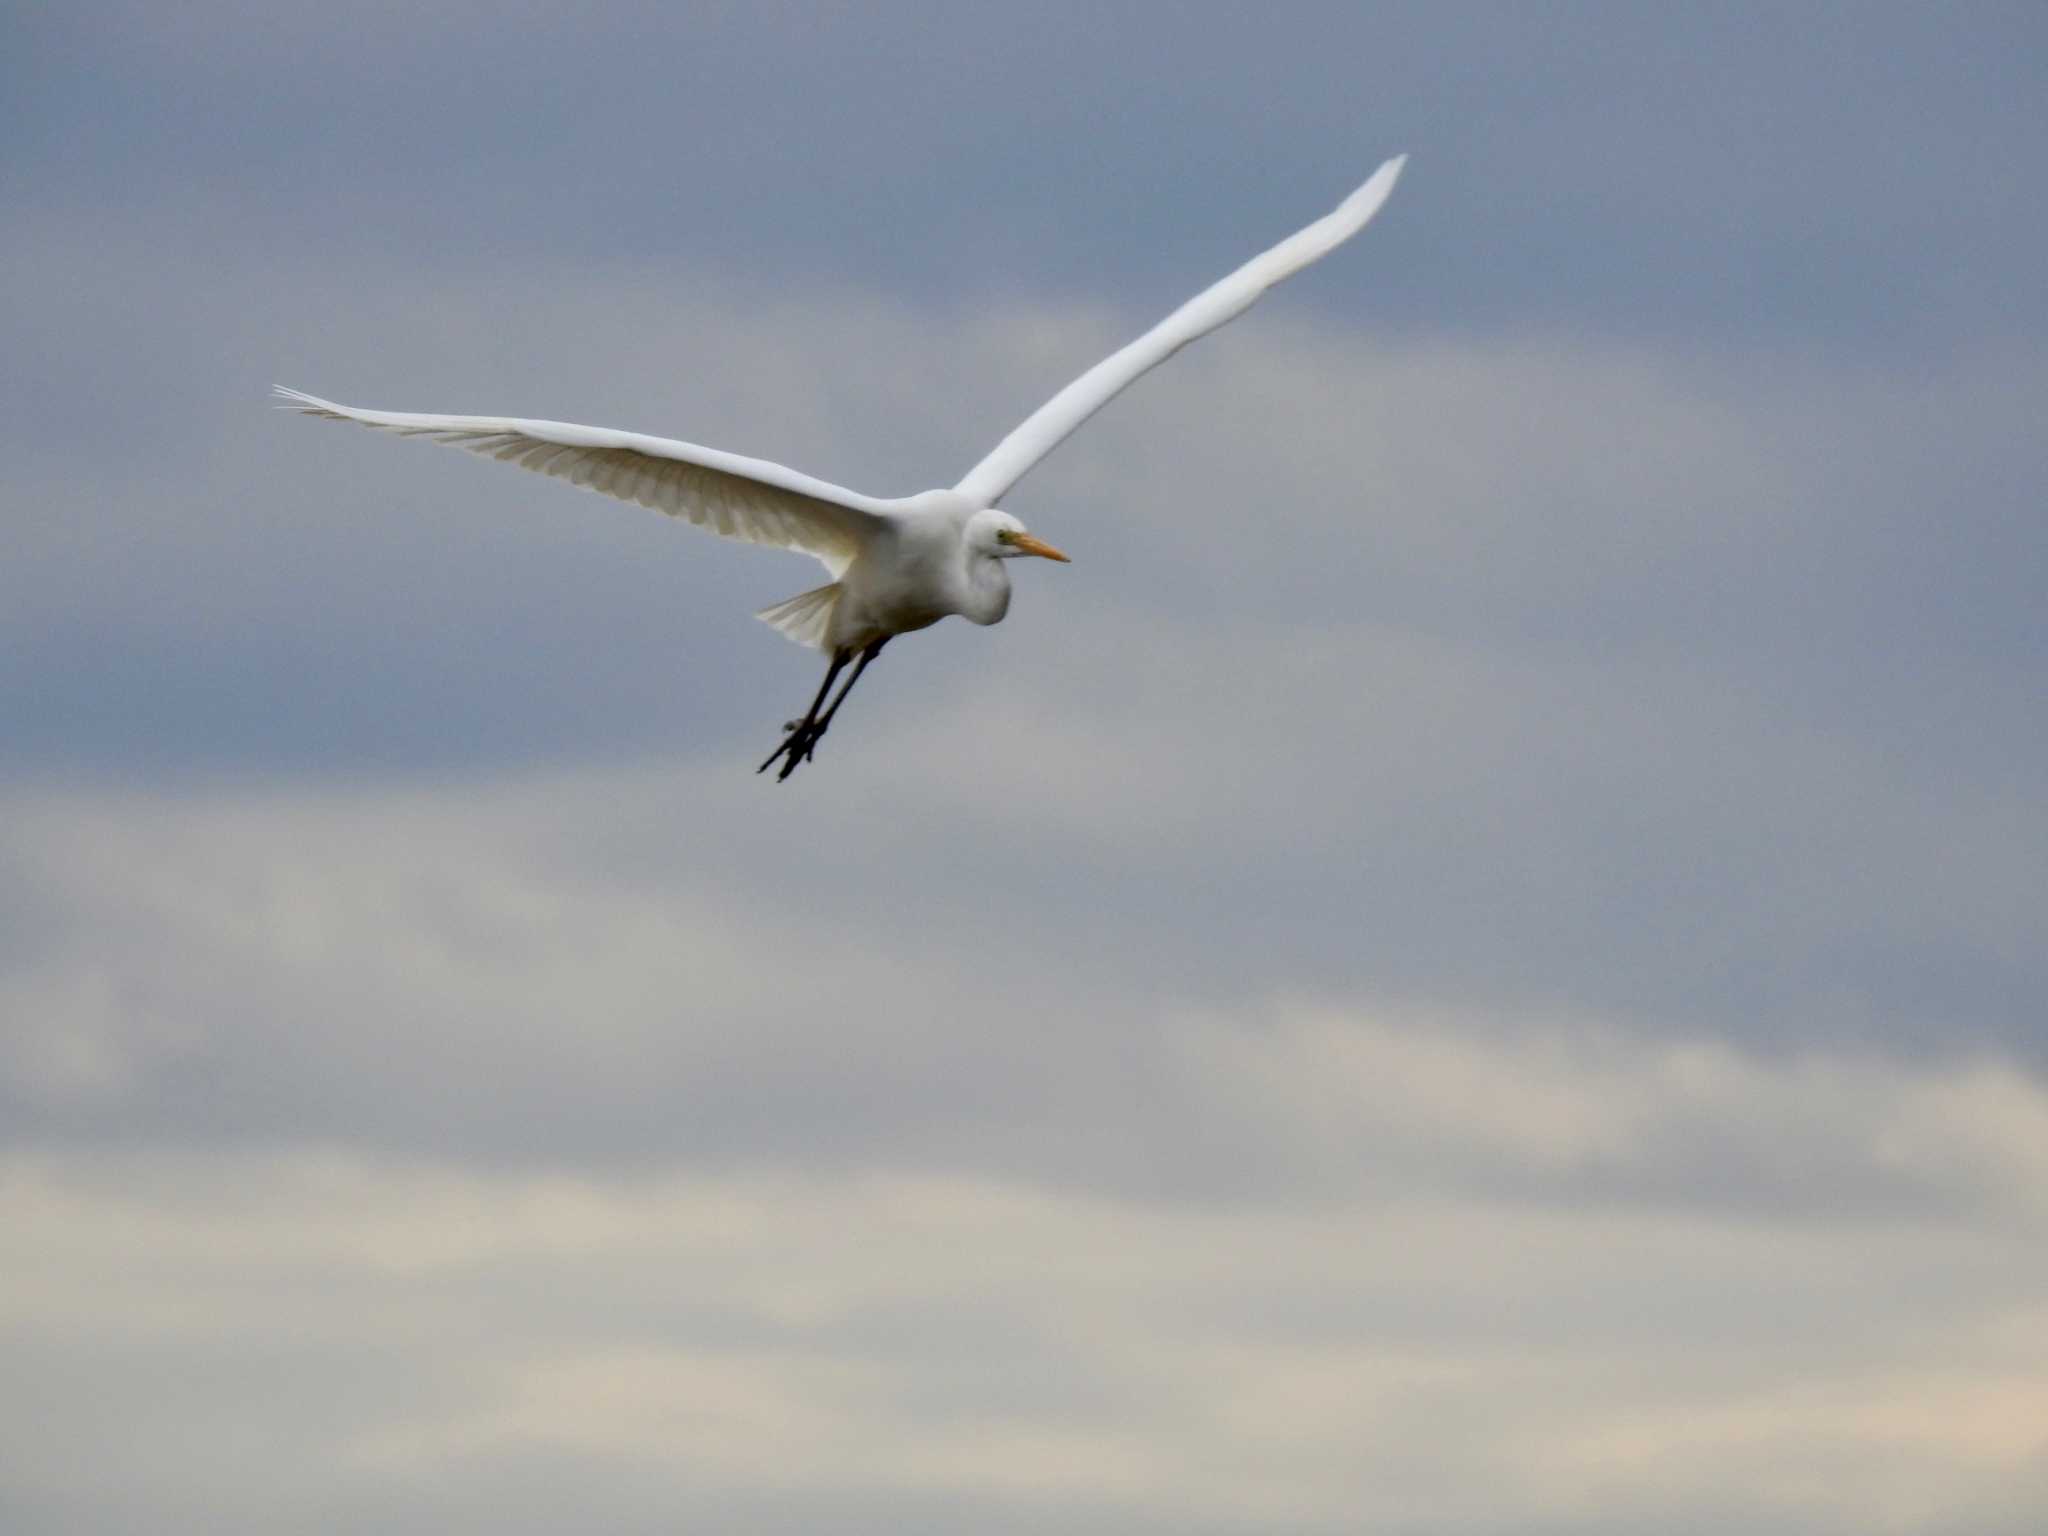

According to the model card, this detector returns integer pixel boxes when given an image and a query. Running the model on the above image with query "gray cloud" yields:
[11,4,2046,349]
[7,218,2040,1065]
[3,1136,2045,1535]
[4,760,2043,1203]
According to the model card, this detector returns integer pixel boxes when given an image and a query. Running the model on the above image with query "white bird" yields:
[279,154,1405,780]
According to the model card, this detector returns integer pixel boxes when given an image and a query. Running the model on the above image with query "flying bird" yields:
[278,154,1405,780]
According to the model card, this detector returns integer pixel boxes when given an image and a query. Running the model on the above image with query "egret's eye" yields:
[995,528,1015,545]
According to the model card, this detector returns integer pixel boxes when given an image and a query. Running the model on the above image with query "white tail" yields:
[754,582,842,651]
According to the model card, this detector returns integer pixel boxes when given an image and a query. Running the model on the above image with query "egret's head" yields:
[972,509,1070,563]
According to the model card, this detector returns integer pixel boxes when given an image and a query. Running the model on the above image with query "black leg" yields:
[791,637,888,771]
[758,648,848,776]
[765,638,884,782]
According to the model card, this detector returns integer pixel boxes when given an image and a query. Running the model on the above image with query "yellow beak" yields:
[1009,532,1071,562]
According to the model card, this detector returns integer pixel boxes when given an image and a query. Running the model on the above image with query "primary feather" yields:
[272,386,894,577]
[952,154,1405,508]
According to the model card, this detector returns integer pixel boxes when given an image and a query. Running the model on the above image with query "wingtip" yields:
[272,385,330,414]
[1328,153,1408,226]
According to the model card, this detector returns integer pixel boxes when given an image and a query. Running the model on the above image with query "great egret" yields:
[278,154,1405,779]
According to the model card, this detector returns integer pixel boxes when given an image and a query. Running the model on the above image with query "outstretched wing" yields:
[952,154,1407,509]
[275,387,897,576]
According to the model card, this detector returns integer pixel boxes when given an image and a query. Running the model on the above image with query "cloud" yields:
[3,1117,2044,1534]
[5,767,2045,1215]
[17,4,2047,353]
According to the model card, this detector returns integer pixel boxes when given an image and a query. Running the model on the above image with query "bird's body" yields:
[279,154,1406,778]
[836,492,1008,646]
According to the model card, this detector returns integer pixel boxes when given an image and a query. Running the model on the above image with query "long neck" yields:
[958,550,1012,626]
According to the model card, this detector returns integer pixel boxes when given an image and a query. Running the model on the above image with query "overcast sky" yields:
[4,4,2047,1533]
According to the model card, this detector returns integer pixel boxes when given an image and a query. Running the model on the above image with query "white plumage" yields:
[279,153,1406,779]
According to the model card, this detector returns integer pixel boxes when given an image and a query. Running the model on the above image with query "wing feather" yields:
[274,386,896,576]
[953,154,1406,509]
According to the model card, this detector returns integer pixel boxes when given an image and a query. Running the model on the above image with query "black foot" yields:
[758,719,826,781]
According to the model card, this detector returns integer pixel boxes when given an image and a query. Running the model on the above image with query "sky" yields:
[4,2,2047,1531]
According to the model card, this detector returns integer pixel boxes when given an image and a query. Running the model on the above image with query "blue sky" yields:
[4,5,2047,1532]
